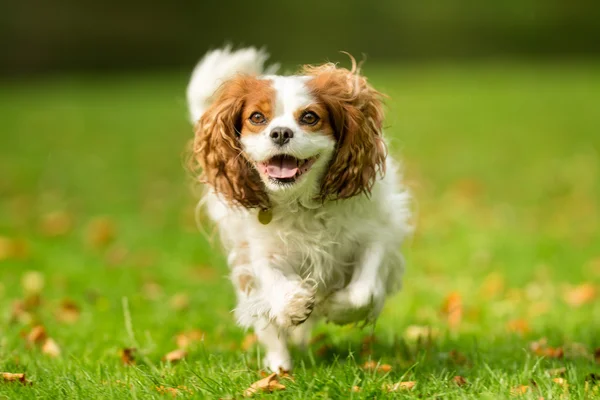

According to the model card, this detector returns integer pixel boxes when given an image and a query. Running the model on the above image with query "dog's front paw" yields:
[270,281,315,328]
[323,283,384,325]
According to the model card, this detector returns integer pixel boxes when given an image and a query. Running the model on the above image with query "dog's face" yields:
[238,76,335,195]
[192,62,387,209]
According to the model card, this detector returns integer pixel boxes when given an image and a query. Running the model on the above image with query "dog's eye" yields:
[249,112,267,125]
[300,111,319,126]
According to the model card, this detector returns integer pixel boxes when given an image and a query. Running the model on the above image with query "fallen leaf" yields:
[55,299,81,323]
[552,377,568,387]
[243,373,286,397]
[169,293,190,311]
[510,385,530,396]
[449,349,469,365]
[27,325,47,346]
[441,292,462,329]
[241,334,257,351]
[453,375,467,386]
[42,338,61,357]
[530,338,563,358]
[362,360,392,373]
[351,385,361,392]
[163,349,187,363]
[120,348,136,365]
[1,372,30,385]
[21,271,45,294]
[86,217,116,249]
[383,381,416,392]
[595,347,600,363]
[40,211,73,237]
[142,281,164,300]
[155,385,179,397]
[175,329,204,349]
[563,283,596,307]
[507,319,530,335]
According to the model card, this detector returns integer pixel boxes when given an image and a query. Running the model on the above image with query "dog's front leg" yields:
[253,260,316,329]
[323,242,386,325]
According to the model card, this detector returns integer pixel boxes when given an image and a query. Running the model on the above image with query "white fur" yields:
[187,47,412,373]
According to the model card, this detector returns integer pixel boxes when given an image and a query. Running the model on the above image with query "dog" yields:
[186,47,411,372]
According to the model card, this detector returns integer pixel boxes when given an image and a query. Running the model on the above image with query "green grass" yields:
[1,61,599,399]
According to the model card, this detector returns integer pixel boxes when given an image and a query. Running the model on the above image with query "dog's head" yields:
[191,58,386,209]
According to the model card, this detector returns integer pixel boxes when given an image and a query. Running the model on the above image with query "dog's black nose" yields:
[270,127,294,146]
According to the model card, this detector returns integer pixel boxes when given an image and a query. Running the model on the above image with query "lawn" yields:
[0,61,599,399]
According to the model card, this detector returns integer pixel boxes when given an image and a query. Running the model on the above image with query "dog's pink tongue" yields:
[266,157,298,178]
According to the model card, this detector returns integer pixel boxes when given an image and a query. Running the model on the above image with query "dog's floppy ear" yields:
[304,59,387,201]
[190,76,270,209]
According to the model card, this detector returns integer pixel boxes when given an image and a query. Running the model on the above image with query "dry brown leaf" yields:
[441,292,462,329]
[120,347,136,365]
[351,385,361,392]
[384,381,416,392]
[530,338,564,358]
[40,211,73,237]
[169,293,190,311]
[142,281,164,300]
[27,325,47,346]
[175,329,204,349]
[21,271,45,294]
[42,338,61,357]
[155,385,179,397]
[362,360,392,373]
[241,334,257,351]
[243,373,286,397]
[1,372,31,385]
[449,350,469,365]
[563,283,596,307]
[510,385,530,396]
[595,348,600,363]
[55,299,81,324]
[86,217,116,249]
[507,319,530,335]
[163,349,187,363]
[453,375,468,386]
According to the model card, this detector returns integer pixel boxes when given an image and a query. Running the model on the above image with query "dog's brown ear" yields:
[304,60,387,201]
[190,76,270,209]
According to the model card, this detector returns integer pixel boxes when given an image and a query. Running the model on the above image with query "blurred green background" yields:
[0,2,599,398]
[2,0,600,75]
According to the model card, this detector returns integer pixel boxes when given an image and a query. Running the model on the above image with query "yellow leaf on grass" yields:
[155,385,179,397]
[55,299,81,324]
[507,319,530,335]
[42,338,61,358]
[441,292,462,329]
[163,349,187,363]
[362,360,392,373]
[383,381,416,392]
[175,329,204,349]
[243,373,286,397]
[530,338,564,358]
[563,283,596,307]
[26,325,47,347]
[21,271,45,294]
[510,385,530,396]
[1,372,31,385]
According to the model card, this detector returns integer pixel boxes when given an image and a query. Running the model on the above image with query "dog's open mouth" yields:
[257,155,318,184]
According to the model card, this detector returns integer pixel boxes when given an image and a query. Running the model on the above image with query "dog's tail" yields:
[186,46,279,123]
